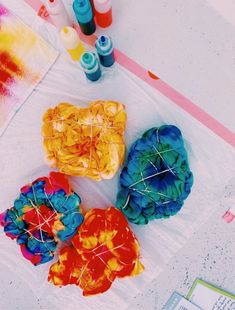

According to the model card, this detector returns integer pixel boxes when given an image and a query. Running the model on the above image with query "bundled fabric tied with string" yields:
[116,125,193,225]
[48,207,144,296]
[42,101,127,180]
[0,172,83,265]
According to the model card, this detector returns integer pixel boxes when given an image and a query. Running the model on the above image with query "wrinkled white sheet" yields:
[0,1,235,309]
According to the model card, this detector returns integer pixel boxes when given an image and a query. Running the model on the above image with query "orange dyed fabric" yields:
[48,207,144,296]
[42,101,127,180]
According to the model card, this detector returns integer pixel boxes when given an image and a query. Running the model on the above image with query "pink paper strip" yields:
[25,0,235,148]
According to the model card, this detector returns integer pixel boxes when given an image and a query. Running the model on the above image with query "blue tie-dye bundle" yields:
[116,125,193,225]
[0,172,84,265]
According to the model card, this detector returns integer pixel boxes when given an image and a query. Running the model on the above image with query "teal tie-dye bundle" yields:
[0,172,84,265]
[116,125,193,225]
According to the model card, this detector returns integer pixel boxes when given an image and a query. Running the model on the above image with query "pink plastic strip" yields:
[25,0,235,148]
[25,0,46,17]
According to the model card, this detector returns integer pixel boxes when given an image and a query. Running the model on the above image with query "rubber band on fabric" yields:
[42,101,127,180]
[0,172,83,265]
[48,207,144,296]
[116,125,194,225]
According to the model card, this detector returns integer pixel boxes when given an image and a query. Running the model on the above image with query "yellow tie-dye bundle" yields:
[42,101,127,180]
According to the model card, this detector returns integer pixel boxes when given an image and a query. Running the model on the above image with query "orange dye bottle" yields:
[93,0,112,28]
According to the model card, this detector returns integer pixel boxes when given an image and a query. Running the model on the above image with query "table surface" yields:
[129,190,235,309]
[108,1,235,308]
[0,1,235,309]
[107,0,235,132]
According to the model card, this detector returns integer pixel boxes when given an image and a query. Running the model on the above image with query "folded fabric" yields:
[0,3,58,136]
[48,207,144,295]
[116,125,193,224]
[42,101,127,180]
[0,172,83,265]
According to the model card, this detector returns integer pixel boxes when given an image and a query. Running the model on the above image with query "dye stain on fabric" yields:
[0,5,8,16]
[0,51,24,97]
[0,3,58,135]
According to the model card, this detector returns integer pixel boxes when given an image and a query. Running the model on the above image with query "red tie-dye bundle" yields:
[48,207,144,295]
[0,173,144,295]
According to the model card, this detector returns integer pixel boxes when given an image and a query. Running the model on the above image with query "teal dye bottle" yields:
[73,0,96,35]
[80,52,101,81]
[95,35,115,67]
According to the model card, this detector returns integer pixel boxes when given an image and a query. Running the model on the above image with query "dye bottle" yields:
[80,52,101,81]
[60,27,85,61]
[93,0,112,28]
[63,0,77,23]
[45,0,72,31]
[73,0,96,35]
[90,0,95,14]
[95,35,115,67]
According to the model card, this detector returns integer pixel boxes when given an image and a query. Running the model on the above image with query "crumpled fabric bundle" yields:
[116,125,193,225]
[42,101,127,180]
[0,172,83,265]
[48,207,144,296]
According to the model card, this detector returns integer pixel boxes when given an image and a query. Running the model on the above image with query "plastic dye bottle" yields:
[60,27,85,61]
[93,0,112,28]
[45,0,72,31]
[95,35,114,67]
[73,0,96,35]
[90,0,95,14]
[63,0,77,23]
[80,52,101,81]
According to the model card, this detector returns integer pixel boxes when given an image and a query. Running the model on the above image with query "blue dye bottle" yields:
[73,0,96,35]
[95,35,115,67]
[80,51,101,81]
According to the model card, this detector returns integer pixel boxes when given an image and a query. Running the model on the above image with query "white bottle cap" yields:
[93,0,112,14]
[60,27,80,50]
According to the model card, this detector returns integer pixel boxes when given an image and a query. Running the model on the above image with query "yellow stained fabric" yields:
[42,101,127,180]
